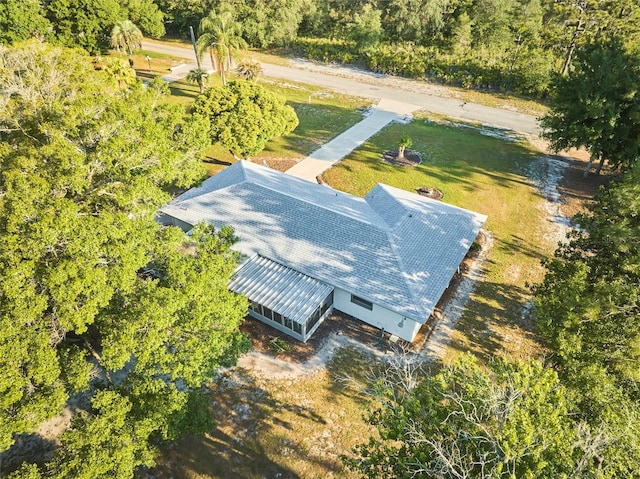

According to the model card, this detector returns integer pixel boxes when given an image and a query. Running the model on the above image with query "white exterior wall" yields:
[333,288,422,342]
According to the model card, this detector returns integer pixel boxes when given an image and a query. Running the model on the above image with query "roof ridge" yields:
[384,220,430,320]
[243,169,390,229]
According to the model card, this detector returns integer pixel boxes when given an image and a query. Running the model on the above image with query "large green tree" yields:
[534,166,640,398]
[345,354,604,478]
[533,162,640,476]
[192,80,299,158]
[118,0,166,38]
[540,37,640,176]
[0,41,248,475]
[46,0,122,54]
[0,0,52,44]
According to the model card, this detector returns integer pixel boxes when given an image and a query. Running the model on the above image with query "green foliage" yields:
[346,354,602,478]
[110,19,143,56]
[209,0,311,48]
[192,80,299,157]
[0,0,52,44]
[534,164,640,397]
[398,135,412,148]
[118,0,166,38]
[292,0,639,97]
[187,67,209,93]
[196,9,247,86]
[347,4,383,52]
[50,391,156,478]
[46,0,122,54]
[383,0,454,46]
[102,56,137,88]
[533,160,640,476]
[156,0,211,36]
[291,37,356,64]
[541,37,640,174]
[7,463,42,479]
[0,42,246,476]
[166,390,216,439]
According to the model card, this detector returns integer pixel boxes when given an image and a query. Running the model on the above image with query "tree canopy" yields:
[0,41,248,476]
[345,354,604,478]
[46,0,122,54]
[541,37,640,176]
[0,0,52,45]
[118,0,166,38]
[192,80,299,158]
[532,160,640,476]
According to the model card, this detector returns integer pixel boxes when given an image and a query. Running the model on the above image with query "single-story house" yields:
[157,160,487,343]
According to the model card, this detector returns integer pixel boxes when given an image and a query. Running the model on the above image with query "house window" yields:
[350,294,373,311]
[321,291,334,316]
[251,302,262,316]
[306,308,321,332]
[293,321,302,335]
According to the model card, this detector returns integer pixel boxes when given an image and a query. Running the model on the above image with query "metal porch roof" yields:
[229,255,333,325]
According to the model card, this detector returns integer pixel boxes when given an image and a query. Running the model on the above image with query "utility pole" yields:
[190,26,201,69]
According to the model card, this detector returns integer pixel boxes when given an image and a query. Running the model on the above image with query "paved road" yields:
[142,40,540,137]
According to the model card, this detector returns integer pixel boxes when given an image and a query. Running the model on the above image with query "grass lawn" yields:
[154,348,379,479]
[153,74,368,175]
[323,117,553,362]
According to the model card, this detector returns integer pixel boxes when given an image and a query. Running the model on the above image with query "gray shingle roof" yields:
[159,161,486,323]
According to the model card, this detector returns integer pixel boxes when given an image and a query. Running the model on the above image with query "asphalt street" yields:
[141,40,541,137]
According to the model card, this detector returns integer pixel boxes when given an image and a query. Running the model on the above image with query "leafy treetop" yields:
[0,41,249,477]
[192,80,299,158]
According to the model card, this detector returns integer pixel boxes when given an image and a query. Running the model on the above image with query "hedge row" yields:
[290,38,552,97]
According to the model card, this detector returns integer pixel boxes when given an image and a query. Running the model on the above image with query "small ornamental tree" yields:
[398,135,413,160]
[192,80,299,158]
[110,20,143,57]
[187,68,209,93]
[236,58,263,82]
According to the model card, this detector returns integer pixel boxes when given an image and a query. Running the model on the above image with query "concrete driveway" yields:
[286,99,419,181]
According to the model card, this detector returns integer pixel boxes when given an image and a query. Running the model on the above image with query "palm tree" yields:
[196,10,247,86]
[398,135,413,160]
[103,57,136,89]
[110,20,143,57]
[187,68,209,93]
[236,59,263,82]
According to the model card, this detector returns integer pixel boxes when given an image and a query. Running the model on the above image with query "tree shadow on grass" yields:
[150,368,348,479]
[446,275,542,363]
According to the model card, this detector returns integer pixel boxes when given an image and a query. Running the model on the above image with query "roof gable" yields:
[159,161,486,322]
